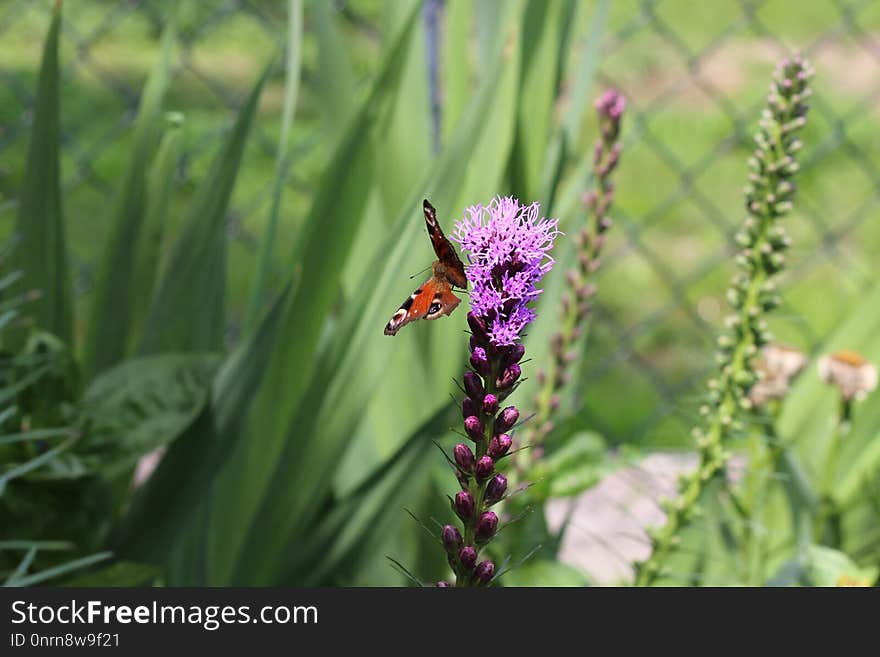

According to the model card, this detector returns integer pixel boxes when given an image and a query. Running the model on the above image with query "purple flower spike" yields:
[475,455,494,481]
[474,560,495,585]
[487,434,512,458]
[464,415,484,442]
[453,443,475,473]
[494,406,519,434]
[436,581,450,588]
[475,511,498,542]
[454,197,560,346]
[436,196,559,586]
[442,525,463,554]
[454,491,475,521]
[458,546,477,571]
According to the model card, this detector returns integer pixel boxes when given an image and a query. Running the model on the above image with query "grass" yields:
[0,0,878,456]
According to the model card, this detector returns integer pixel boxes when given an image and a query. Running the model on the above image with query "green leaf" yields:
[512,0,568,200]
[138,63,272,355]
[10,4,72,348]
[244,0,303,332]
[803,545,877,586]
[311,0,356,135]
[540,431,607,499]
[78,353,220,478]
[84,19,176,376]
[3,551,112,587]
[127,121,183,347]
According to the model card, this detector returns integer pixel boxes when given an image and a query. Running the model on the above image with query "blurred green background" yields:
[2,0,877,448]
[1,0,879,586]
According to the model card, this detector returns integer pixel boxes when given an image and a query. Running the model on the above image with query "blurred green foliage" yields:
[1,0,879,587]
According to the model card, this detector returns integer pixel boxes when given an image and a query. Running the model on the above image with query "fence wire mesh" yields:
[1,0,878,447]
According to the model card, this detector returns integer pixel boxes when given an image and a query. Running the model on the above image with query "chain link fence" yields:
[1,0,878,446]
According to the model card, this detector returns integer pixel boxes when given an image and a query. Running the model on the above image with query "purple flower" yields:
[453,197,560,346]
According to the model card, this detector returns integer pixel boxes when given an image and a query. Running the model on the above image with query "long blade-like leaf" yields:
[83,19,176,376]
[138,63,272,354]
[10,3,71,349]
[243,0,303,332]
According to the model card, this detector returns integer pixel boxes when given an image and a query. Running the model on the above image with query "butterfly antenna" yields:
[409,266,432,280]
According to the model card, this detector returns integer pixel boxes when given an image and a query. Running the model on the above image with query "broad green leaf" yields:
[84,20,176,376]
[78,353,220,478]
[804,545,877,586]
[10,4,71,349]
[138,64,272,355]
[111,281,293,568]
[529,431,607,499]
[244,0,303,332]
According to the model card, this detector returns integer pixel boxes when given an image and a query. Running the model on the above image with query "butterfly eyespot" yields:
[428,302,442,315]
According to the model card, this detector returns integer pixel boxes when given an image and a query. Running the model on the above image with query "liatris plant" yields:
[436,197,559,587]
[527,89,625,449]
[635,56,814,586]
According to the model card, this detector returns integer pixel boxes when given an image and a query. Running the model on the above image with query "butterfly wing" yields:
[384,275,461,336]
[423,199,468,289]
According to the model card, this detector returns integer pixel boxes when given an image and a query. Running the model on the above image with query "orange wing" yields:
[384,275,462,336]
[423,199,468,289]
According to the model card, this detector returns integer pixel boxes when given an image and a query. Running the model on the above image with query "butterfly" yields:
[384,199,468,336]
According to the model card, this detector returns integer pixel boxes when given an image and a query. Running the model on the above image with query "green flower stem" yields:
[814,397,851,545]
[635,56,813,587]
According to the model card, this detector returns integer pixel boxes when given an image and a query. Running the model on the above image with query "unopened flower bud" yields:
[463,371,484,400]
[487,434,512,458]
[475,511,498,541]
[500,343,525,368]
[464,415,484,442]
[462,396,477,419]
[470,347,491,377]
[453,443,475,473]
[494,406,519,434]
[467,312,489,343]
[474,560,495,585]
[482,394,498,415]
[485,474,508,504]
[454,491,475,521]
[458,546,477,571]
[441,525,463,554]
[475,456,494,481]
[497,363,522,389]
